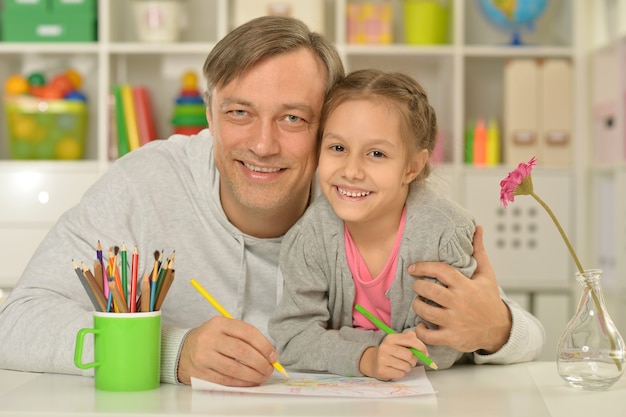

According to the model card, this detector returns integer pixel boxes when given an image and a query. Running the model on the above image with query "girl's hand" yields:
[358,331,426,380]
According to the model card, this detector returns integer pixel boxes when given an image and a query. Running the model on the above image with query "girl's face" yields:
[318,98,426,229]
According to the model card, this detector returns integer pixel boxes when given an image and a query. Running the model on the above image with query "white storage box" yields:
[231,0,326,34]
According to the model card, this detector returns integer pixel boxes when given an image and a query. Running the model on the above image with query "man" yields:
[0,16,544,387]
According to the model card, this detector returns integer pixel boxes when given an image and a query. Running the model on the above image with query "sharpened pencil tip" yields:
[272,361,290,379]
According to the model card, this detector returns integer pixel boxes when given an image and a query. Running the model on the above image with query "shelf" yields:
[462,45,574,57]
[0,0,587,292]
[106,43,217,54]
[343,44,455,56]
[0,43,99,54]
[0,0,581,165]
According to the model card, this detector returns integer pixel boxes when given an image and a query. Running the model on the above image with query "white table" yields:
[0,362,623,416]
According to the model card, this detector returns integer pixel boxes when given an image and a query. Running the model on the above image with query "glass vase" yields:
[556,269,626,390]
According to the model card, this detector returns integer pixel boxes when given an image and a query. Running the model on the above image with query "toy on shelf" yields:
[478,0,548,46]
[170,70,207,135]
[3,68,88,160]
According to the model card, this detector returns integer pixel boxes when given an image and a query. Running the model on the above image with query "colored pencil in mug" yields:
[354,303,438,370]
[120,243,129,303]
[130,246,139,312]
[189,278,290,379]
[72,260,105,312]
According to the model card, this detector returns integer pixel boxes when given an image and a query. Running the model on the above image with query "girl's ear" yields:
[403,149,429,185]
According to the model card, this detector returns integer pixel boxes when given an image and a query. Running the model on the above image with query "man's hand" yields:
[177,316,277,386]
[410,226,512,354]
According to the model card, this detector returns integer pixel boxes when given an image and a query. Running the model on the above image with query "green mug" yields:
[74,311,161,391]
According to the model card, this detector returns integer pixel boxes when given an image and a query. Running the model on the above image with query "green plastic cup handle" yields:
[74,327,100,370]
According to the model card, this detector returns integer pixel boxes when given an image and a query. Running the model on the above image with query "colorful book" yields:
[112,85,130,158]
[133,86,158,145]
[120,84,141,151]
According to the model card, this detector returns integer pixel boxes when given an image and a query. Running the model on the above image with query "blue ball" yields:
[64,90,87,101]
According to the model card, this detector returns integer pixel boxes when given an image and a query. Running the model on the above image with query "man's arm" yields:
[410,226,544,358]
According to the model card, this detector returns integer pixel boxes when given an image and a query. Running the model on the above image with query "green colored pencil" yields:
[355,304,438,370]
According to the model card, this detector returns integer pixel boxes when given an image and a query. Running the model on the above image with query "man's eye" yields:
[286,115,303,123]
[232,110,247,116]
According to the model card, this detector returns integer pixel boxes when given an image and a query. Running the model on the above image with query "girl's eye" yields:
[330,145,345,152]
[369,150,385,158]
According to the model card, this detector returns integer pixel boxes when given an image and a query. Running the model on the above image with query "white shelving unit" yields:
[0,0,590,359]
[588,0,626,339]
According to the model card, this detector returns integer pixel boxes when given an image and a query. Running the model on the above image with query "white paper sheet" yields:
[191,366,437,398]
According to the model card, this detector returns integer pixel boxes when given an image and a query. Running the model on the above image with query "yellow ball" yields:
[55,137,83,159]
[64,68,83,90]
[4,75,29,95]
[12,115,36,139]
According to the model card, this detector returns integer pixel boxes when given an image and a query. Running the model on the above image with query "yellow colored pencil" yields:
[189,278,290,379]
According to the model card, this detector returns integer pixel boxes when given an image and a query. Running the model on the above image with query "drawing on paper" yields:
[191,366,437,398]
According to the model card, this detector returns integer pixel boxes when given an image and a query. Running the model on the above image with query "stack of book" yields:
[110,84,158,159]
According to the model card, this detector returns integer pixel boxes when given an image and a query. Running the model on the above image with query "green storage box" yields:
[1,10,97,42]
[4,95,88,160]
[2,0,49,11]
[52,0,96,13]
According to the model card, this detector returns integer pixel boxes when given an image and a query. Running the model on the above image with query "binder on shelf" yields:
[540,59,572,167]
[486,118,501,166]
[464,119,474,164]
[504,59,540,164]
[473,118,487,166]
[592,41,623,165]
[107,92,119,161]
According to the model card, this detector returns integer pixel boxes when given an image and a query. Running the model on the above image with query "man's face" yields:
[207,49,327,225]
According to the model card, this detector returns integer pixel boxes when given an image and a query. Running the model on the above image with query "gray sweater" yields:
[0,130,283,384]
[270,182,545,376]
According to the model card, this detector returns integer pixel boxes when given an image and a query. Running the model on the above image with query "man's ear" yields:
[205,107,214,135]
[403,149,429,185]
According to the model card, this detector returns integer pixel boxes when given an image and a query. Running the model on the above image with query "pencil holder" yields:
[74,311,161,391]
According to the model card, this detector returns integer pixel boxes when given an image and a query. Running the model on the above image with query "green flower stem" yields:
[529,192,584,274]
[530,191,621,371]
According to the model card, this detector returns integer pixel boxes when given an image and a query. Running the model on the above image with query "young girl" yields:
[268,69,476,381]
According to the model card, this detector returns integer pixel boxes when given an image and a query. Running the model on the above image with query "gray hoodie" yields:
[0,130,282,384]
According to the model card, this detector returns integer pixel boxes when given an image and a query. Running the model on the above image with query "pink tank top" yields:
[345,207,406,329]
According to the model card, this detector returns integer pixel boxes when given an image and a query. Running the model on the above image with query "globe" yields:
[478,0,548,46]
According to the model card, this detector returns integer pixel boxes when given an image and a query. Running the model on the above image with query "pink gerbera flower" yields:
[499,156,581,271]
[499,156,536,208]
[499,157,621,371]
